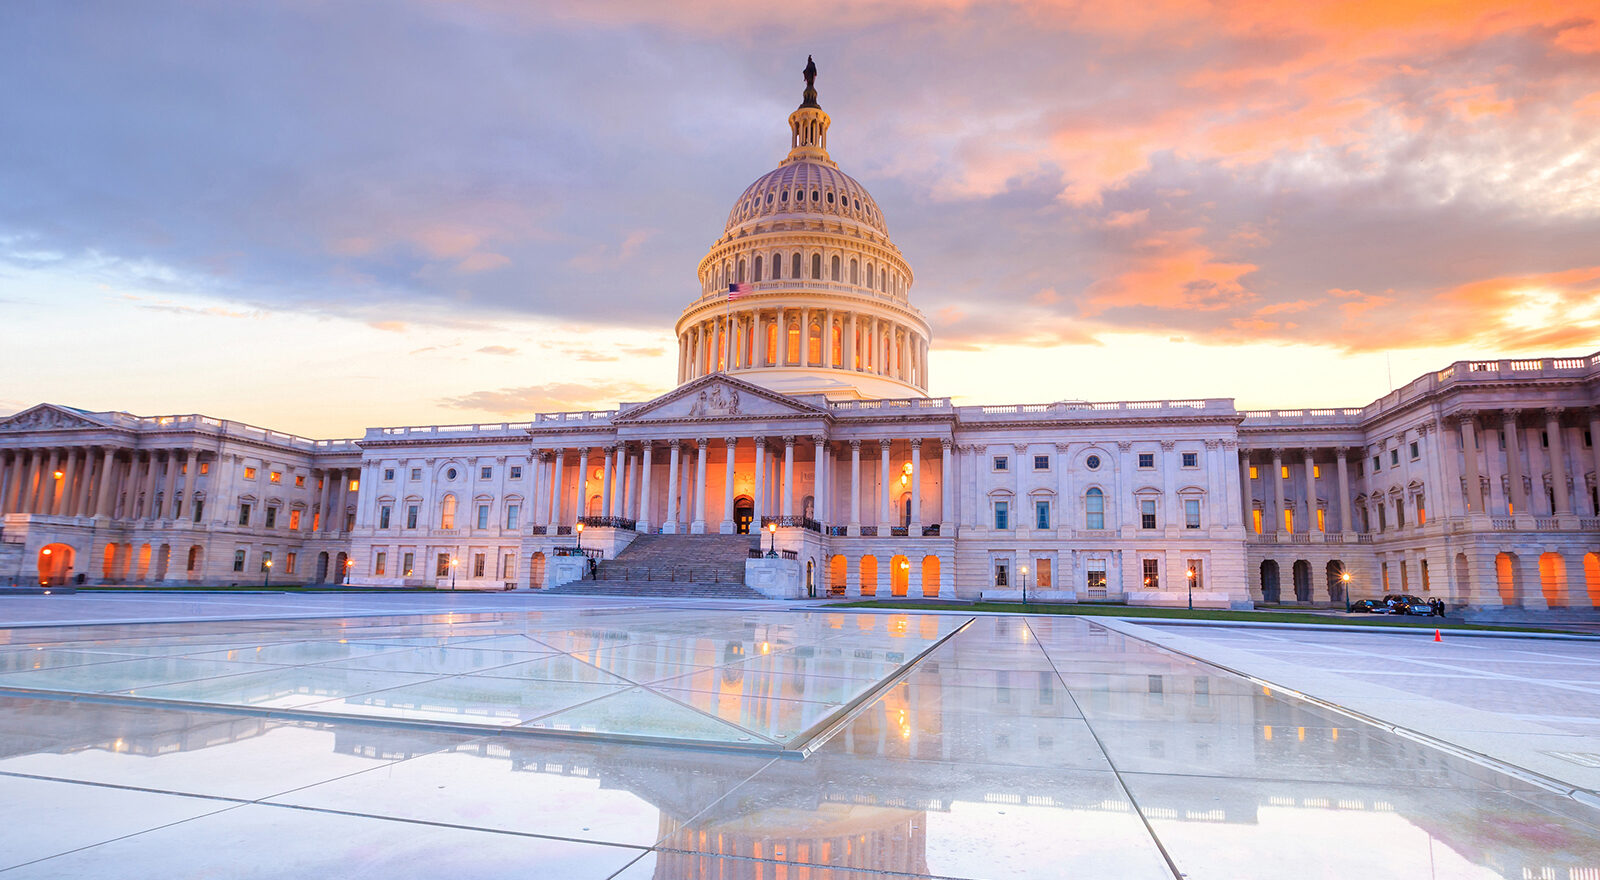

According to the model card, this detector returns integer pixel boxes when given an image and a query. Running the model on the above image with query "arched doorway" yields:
[586,494,602,517]
[1260,560,1280,603]
[1495,552,1519,606]
[1292,560,1312,602]
[154,543,171,582]
[529,552,546,588]
[734,495,754,534]
[1326,560,1346,604]
[921,556,941,598]
[1539,553,1567,608]
[890,554,910,597]
[135,543,152,582]
[1585,553,1600,608]
[315,552,330,584]
[334,552,349,584]
[860,555,878,597]
[1455,553,1471,601]
[37,544,75,586]
[102,543,118,581]
[186,545,204,582]
[828,555,847,596]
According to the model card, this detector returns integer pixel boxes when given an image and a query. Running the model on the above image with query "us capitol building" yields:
[3,64,1598,609]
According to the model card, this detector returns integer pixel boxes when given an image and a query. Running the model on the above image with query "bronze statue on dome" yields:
[800,55,820,109]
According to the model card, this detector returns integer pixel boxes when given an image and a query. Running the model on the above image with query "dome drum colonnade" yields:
[676,59,930,401]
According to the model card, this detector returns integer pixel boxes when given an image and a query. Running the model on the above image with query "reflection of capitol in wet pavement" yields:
[1,610,1594,878]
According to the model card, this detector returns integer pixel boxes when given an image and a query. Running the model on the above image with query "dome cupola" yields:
[675,58,931,401]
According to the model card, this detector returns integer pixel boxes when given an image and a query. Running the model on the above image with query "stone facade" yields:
[2,67,1596,606]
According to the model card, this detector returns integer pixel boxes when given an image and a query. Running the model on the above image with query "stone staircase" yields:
[544,533,768,599]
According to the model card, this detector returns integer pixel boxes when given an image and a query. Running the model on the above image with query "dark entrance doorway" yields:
[1260,560,1280,603]
[1293,559,1313,602]
[734,496,754,534]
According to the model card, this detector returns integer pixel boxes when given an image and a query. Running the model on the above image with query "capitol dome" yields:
[675,57,930,400]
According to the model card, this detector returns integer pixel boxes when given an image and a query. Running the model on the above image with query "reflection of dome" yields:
[725,161,889,238]
[675,59,931,401]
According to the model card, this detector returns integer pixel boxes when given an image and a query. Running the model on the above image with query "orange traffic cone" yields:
[1433,629,1442,642]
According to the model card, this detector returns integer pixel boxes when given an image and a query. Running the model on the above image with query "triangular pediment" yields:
[0,404,109,433]
[615,374,829,424]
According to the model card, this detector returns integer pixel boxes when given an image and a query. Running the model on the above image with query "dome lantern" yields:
[784,55,833,167]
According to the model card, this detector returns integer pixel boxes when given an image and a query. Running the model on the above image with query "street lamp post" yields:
[766,521,778,558]
[343,558,353,585]
[575,522,590,578]
[1186,567,1196,611]
[1341,570,1352,613]
[449,556,458,590]
[264,558,272,589]
[1020,564,1029,606]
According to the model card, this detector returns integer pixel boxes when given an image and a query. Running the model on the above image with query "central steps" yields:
[543,533,769,599]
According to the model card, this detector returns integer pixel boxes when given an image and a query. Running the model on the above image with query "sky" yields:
[2,0,1597,439]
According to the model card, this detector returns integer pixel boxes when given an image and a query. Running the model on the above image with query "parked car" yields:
[1382,594,1434,615]
[1348,599,1388,613]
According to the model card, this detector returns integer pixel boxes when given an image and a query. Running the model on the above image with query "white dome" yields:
[725,160,890,237]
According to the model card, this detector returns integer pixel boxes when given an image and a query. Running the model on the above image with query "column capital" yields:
[1159,440,1176,451]
[1012,443,1027,454]
[1116,440,1133,452]
[724,436,738,448]
[1501,408,1521,424]
[1222,440,1239,451]
[1270,447,1285,458]
[1203,439,1220,450]
[1054,442,1072,452]
[849,439,861,451]
[668,438,682,449]
[877,438,891,451]
[909,437,922,449]
[754,436,767,449]
[784,435,798,448]
[1541,406,1565,421]
[693,437,709,448]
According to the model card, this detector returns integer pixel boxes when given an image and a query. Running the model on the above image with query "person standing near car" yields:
[1431,597,1445,617]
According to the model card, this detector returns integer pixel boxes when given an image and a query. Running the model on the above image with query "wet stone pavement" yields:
[0,599,1595,878]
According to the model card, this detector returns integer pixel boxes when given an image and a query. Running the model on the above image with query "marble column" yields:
[1459,415,1484,516]
[94,448,117,517]
[909,438,922,531]
[1270,448,1286,534]
[782,436,796,518]
[941,441,955,531]
[155,449,177,521]
[1590,410,1600,514]
[600,446,614,518]
[690,438,709,533]
[39,448,63,515]
[572,447,588,520]
[550,453,566,526]
[1547,409,1572,516]
[877,439,891,528]
[665,440,681,533]
[813,436,826,523]
[0,450,22,513]
[722,437,737,534]
[175,451,195,522]
[848,440,861,534]
[56,448,80,516]
[638,444,654,530]
[139,450,159,521]
[1336,448,1353,533]
[1238,449,1253,530]
[752,438,766,526]
[1524,423,1547,515]
[1303,449,1318,532]
[1503,411,1529,517]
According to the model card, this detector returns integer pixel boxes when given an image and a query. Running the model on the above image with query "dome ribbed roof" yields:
[724,160,889,237]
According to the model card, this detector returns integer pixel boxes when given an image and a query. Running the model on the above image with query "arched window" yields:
[771,252,781,279]
[880,268,887,291]
[808,322,822,364]
[753,255,763,282]
[792,253,802,279]
[811,253,822,280]
[736,259,745,284]
[830,255,841,281]
[1086,488,1104,529]
[850,258,859,285]
[865,261,874,289]
[786,322,801,364]
[440,494,457,530]
[830,322,842,366]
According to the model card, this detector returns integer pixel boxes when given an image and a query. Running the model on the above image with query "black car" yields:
[1348,599,1387,613]
[1383,594,1434,616]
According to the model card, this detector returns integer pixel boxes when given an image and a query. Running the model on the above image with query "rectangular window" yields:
[480,466,492,480]
[994,501,1009,530]
[384,468,395,481]
[237,503,251,526]
[402,552,414,576]
[1140,499,1156,530]
[503,553,515,579]
[199,462,209,475]
[375,552,387,576]
[312,512,321,532]
[436,554,451,577]
[1312,465,1321,478]
[1249,465,1258,479]
[473,554,486,578]
[1085,563,1107,594]
[192,500,204,522]
[345,512,355,531]
[1284,509,1294,533]
[1417,495,1426,526]
[265,507,277,528]
[506,504,520,529]
[1035,500,1050,530]
[476,505,489,529]
[1186,559,1204,591]
[233,550,246,572]
[1372,455,1381,471]
[1409,441,1419,459]
[1138,453,1154,469]
[993,562,1009,587]
[244,466,257,480]
[260,551,272,572]
[379,505,391,529]
[285,551,296,574]
[1036,558,1052,589]
[1281,465,1290,479]
[1184,498,1200,529]
[406,505,419,529]
[348,478,359,492]
[1421,559,1431,590]
[410,467,422,481]
[1316,508,1325,532]
[1390,449,1399,466]
[1181,452,1197,468]
[1252,508,1263,534]
[293,475,304,488]
[269,471,281,483]
[288,509,301,531]
[1142,558,1160,590]
[1033,454,1049,471]
[510,466,522,480]
[993,456,1008,471]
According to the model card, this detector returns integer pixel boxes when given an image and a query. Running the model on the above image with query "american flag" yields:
[727,282,752,300]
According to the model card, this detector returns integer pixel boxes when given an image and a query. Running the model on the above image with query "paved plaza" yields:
[0,595,1597,878]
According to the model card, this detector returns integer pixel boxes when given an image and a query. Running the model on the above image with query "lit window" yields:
[244,467,257,480]
[379,505,391,529]
[441,495,457,529]
[994,501,1009,530]
[288,509,301,531]
[1284,509,1294,532]
[510,466,522,480]
[286,552,296,573]
[1312,465,1321,478]
[1138,453,1154,469]
[406,505,418,529]
[294,475,305,488]
[480,466,492,480]
[1035,501,1050,530]
[506,504,520,529]
[993,456,1008,471]
[436,554,451,577]
[232,550,246,572]
[1033,455,1049,470]
[1185,499,1200,529]
[348,479,359,491]
[1249,465,1258,479]
[1281,465,1290,479]
[1142,558,1160,589]
[1181,452,1198,468]
[237,503,251,526]
[1140,500,1156,529]
[199,462,209,475]
[402,552,414,576]
[375,552,387,576]
[269,471,281,483]
[1085,489,1104,529]
[1252,508,1263,533]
